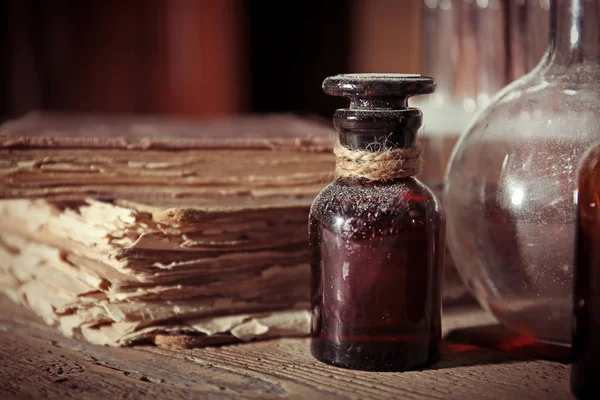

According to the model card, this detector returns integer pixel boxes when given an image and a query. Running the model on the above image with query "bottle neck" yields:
[547,0,600,67]
[333,110,422,151]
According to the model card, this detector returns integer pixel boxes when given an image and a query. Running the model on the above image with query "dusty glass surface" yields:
[310,176,444,370]
[445,0,600,344]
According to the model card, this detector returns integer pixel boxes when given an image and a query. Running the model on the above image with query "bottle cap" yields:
[323,73,436,150]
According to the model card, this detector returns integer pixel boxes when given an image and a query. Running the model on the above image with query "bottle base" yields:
[311,338,439,372]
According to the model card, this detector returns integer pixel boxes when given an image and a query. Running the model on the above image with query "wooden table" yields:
[0,295,571,399]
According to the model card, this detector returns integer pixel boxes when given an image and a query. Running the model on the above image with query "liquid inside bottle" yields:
[572,145,600,398]
[310,177,444,370]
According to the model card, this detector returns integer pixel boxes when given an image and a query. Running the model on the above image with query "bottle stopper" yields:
[323,73,436,150]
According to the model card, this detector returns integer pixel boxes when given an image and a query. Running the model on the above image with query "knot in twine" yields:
[333,142,423,180]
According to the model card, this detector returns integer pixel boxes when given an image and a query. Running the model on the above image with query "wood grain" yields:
[0,295,571,400]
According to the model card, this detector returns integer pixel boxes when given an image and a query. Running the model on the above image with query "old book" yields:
[0,112,336,347]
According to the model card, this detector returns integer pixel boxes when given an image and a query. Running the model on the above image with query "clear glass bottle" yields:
[310,74,445,371]
[417,0,550,304]
[572,144,600,399]
[445,0,600,345]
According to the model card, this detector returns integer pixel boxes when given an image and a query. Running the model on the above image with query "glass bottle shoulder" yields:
[310,177,443,238]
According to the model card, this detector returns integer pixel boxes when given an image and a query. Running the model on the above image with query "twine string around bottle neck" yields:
[333,141,423,180]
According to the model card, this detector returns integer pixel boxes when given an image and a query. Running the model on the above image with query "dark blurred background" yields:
[0,0,423,121]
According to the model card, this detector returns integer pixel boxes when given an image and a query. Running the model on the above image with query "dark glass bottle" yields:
[309,74,445,371]
[572,145,600,399]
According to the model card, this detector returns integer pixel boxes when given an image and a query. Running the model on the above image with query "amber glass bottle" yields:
[572,145,600,398]
[309,74,445,371]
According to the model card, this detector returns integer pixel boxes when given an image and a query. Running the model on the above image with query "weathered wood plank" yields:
[0,295,571,400]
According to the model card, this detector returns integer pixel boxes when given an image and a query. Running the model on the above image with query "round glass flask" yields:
[444,0,600,345]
